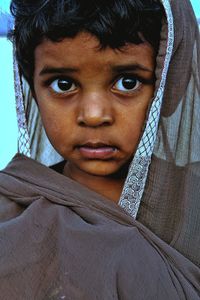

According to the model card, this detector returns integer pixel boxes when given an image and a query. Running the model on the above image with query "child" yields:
[0,0,199,298]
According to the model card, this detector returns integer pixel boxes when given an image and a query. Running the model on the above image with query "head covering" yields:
[13,0,200,265]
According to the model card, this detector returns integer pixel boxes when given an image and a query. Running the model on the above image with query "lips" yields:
[76,142,118,159]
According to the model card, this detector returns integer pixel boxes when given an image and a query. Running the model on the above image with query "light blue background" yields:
[0,0,199,169]
[191,0,200,18]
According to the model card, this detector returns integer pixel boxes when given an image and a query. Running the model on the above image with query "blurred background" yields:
[0,0,200,170]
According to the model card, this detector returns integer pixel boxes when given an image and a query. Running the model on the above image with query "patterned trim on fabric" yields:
[13,44,31,157]
[118,0,174,218]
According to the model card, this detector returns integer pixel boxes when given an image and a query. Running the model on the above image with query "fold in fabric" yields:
[0,154,199,299]
[16,0,200,267]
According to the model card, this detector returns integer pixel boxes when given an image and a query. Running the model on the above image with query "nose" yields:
[77,92,114,127]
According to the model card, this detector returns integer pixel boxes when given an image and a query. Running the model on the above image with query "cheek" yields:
[40,107,59,131]
[38,105,69,146]
[119,94,153,151]
[120,120,144,153]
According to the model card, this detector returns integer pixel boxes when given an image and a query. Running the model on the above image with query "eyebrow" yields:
[39,63,153,76]
[39,67,79,76]
[111,64,153,73]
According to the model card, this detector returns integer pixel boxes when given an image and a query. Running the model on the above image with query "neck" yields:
[63,162,126,203]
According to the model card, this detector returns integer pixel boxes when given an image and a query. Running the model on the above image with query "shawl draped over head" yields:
[0,0,200,298]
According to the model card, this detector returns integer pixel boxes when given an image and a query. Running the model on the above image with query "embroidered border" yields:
[118,0,174,218]
[13,44,31,157]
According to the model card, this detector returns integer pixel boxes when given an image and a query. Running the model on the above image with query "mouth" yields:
[76,142,118,159]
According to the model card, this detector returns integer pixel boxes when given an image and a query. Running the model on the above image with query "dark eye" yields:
[113,76,141,93]
[50,78,76,93]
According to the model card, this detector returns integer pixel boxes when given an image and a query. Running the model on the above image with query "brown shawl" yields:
[137,0,200,268]
[0,154,199,299]
[14,0,200,269]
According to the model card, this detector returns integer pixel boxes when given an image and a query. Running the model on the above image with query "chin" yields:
[79,160,128,178]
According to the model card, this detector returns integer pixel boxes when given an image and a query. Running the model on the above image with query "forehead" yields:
[34,32,155,72]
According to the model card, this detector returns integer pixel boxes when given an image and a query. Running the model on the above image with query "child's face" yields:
[34,32,155,178]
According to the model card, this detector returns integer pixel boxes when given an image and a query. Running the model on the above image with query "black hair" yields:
[10,0,164,87]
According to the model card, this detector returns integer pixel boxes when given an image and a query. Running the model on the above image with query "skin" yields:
[33,32,155,202]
